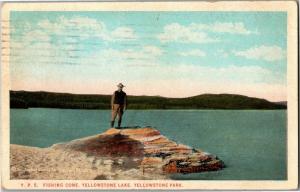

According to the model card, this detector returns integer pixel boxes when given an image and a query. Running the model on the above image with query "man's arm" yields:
[111,92,115,109]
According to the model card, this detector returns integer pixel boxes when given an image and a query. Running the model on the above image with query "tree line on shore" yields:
[10,90,286,110]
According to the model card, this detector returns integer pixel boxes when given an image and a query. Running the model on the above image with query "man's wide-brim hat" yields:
[117,83,125,88]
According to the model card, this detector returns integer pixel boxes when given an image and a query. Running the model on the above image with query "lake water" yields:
[10,108,286,180]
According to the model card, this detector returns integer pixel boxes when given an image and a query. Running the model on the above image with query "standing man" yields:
[111,83,127,128]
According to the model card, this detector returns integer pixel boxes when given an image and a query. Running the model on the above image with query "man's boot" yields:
[117,120,122,128]
[110,121,115,128]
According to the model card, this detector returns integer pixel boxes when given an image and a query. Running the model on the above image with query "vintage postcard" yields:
[1,1,298,190]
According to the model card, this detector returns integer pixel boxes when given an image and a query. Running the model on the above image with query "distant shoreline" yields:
[10,90,287,110]
[11,107,287,111]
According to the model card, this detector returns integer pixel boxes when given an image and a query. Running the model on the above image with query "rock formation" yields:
[10,127,224,180]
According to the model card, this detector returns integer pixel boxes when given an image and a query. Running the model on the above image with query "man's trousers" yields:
[111,104,124,122]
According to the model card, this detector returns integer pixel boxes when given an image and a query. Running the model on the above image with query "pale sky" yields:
[9,11,287,101]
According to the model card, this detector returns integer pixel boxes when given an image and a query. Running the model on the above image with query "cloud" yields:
[233,45,286,61]
[111,27,138,41]
[179,49,206,57]
[37,16,137,41]
[82,45,163,67]
[9,16,140,66]
[100,46,162,60]
[23,30,51,42]
[9,28,81,65]
[216,49,229,58]
[157,22,256,43]
[159,64,275,83]
[143,46,163,56]
[190,22,258,35]
[157,23,219,43]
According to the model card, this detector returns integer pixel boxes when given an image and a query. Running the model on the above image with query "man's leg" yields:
[111,104,119,127]
[117,106,124,128]
[110,120,115,128]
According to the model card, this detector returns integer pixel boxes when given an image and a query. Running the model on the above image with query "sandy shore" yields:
[10,144,166,180]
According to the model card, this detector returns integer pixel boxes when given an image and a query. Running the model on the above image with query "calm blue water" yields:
[10,108,286,180]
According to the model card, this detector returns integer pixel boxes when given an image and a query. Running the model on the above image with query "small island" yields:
[10,127,224,180]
